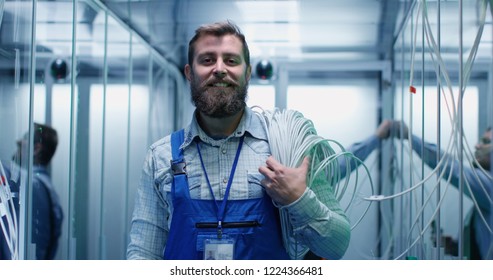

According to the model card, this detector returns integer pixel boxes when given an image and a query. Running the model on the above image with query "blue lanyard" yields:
[196,136,244,238]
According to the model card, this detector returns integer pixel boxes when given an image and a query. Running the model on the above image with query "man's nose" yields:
[213,61,227,77]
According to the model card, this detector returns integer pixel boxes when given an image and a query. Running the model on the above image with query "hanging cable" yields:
[366,0,492,259]
[0,160,19,260]
[253,107,376,259]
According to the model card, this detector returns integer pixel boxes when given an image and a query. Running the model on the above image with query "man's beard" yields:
[190,77,248,118]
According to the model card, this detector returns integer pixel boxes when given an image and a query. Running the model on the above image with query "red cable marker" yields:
[409,86,416,94]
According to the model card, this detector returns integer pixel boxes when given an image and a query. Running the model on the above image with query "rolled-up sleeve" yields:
[283,186,351,260]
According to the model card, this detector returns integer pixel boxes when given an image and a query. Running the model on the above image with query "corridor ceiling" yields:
[99,0,493,68]
[1,0,492,72]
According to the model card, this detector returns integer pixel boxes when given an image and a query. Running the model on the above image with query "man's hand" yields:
[259,156,309,206]
[376,120,409,140]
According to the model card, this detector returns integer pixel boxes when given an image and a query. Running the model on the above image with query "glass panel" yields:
[287,80,380,260]
[247,84,275,110]
[124,36,152,254]
[1,0,183,260]
[148,59,176,142]
[73,0,106,260]
[34,0,74,261]
[95,15,132,260]
[0,0,36,260]
[392,0,492,260]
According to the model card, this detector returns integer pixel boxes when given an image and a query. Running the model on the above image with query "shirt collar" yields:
[180,106,269,149]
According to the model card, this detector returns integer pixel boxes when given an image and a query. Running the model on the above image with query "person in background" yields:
[317,119,491,260]
[0,123,63,260]
[126,20,351,260]
[308,119,491,260]
[383,121,492,260]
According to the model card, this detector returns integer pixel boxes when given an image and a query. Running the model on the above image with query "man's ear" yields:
[184,64,192,81]
[246,65,252,82]
[33,142,42,159]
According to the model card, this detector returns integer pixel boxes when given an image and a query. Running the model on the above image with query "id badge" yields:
[204,238,235,260]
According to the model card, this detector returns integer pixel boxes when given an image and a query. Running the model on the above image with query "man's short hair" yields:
[34,123,58,165]
[187,20,250,67]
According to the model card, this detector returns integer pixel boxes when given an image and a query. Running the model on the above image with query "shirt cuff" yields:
[280,188,324,227]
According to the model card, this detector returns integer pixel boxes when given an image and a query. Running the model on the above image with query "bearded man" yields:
[126,21,350,260]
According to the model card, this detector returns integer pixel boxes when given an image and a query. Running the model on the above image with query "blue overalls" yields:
[163,129,289,260]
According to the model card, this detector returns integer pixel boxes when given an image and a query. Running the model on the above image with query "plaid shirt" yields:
[127,107,350,259]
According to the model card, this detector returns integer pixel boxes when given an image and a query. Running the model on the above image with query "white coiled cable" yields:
[254,107,375,259]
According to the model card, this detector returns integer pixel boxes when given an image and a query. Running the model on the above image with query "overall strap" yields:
[170,129,187,192]
[170,129,185,163]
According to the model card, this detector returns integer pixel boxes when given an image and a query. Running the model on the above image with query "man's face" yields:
[474,129,492,170]
[12,133,41,167]
[185,34,251,118]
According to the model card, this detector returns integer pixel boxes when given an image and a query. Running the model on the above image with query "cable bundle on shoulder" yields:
[254,107,374,259]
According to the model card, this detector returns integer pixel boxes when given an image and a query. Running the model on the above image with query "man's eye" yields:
[200,57,214,64]
[225,57,240,65]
